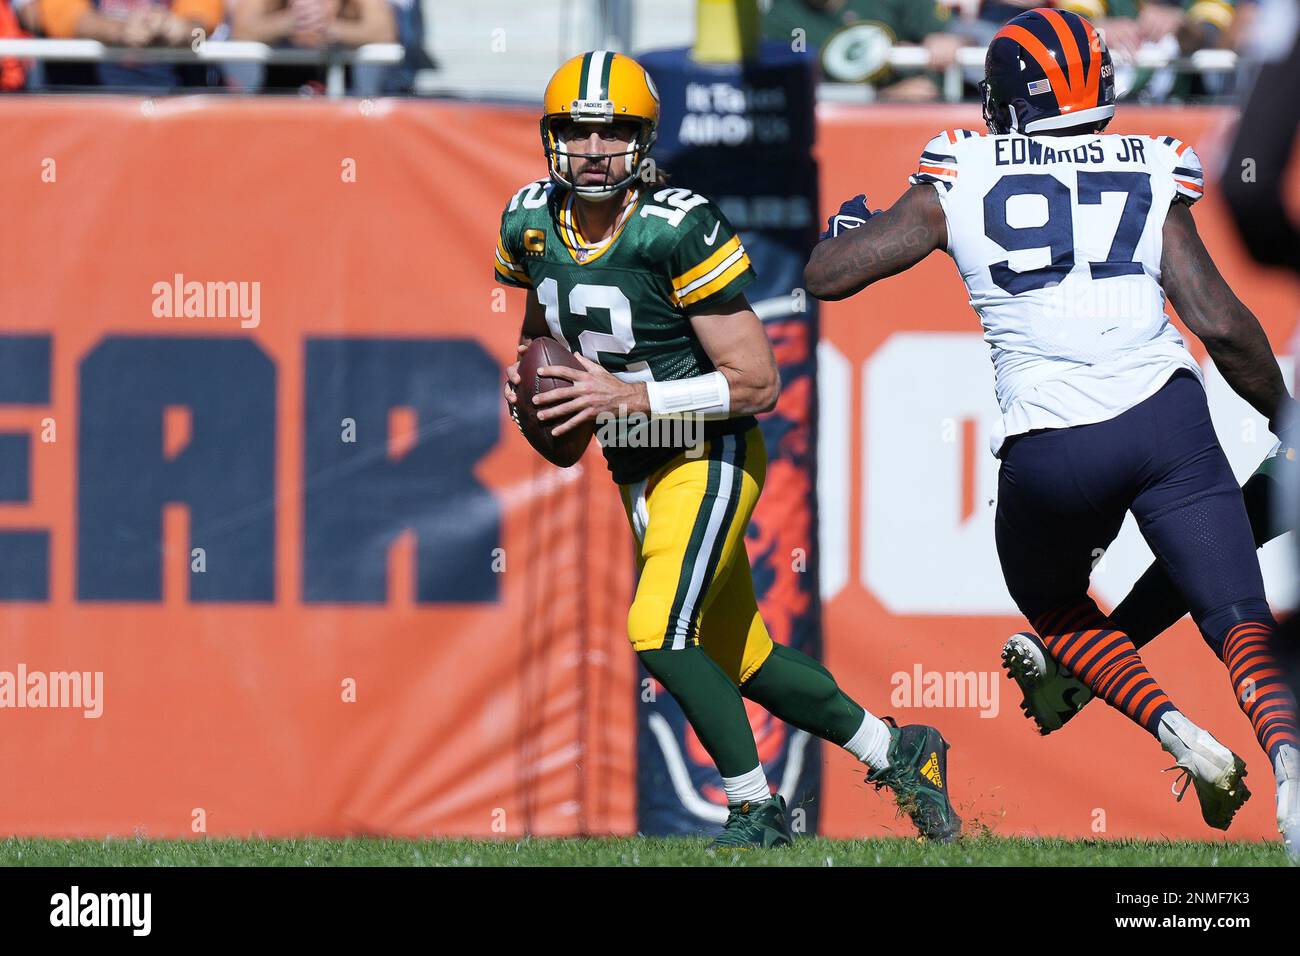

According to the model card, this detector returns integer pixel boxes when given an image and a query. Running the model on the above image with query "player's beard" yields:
[574,154,618,192]
[574,149,629,192]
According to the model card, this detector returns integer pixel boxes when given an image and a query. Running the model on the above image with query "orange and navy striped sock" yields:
[1221,621,1300,763]
[1034,601,1175,737]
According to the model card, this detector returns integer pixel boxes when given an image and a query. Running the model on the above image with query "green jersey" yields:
[495,179,759,484]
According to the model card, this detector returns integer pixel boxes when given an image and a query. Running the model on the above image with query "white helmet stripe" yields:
[585,50,609,101]
[1023,104,1116,133]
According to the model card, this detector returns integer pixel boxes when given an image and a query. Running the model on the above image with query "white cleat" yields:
[1001,631,1093,736]
[1160,717,1251,831]
[1275,745,1300,863]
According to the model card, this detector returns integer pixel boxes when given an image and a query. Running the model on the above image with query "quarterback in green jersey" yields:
[499,49,961,848]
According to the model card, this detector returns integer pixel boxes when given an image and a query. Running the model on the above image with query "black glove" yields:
[819,194,878,241]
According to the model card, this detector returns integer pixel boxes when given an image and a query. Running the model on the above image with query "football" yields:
[513,336,595,467]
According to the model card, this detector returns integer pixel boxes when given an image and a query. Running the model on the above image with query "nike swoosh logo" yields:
[703,221,721,246]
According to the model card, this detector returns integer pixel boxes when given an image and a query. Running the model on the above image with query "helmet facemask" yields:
[980,79,1014,135]
[542,111,656,202]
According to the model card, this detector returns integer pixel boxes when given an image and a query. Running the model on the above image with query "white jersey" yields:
[909,128,1207,456]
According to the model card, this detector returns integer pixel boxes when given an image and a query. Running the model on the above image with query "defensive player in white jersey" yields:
[805,7,1300,853]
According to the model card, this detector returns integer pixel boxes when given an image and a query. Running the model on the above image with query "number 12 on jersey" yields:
[536,276,655,383]
[983,171,1153,295]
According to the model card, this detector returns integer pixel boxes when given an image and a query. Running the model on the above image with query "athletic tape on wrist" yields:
[645,371,731,420]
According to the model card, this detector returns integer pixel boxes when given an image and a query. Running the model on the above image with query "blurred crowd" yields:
[0,0,1265,96]
[764,0,1261,101]
[0,0,430,92]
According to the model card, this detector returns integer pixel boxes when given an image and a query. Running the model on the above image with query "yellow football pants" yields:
[618,425,774,685]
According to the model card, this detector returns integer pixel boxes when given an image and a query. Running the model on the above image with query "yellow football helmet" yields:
[541,50,660,200]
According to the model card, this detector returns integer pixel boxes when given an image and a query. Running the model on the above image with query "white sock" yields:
[843,711,892,770]
[1276,744,1300,822]
[1276,742,1300,782]
[1157,710,1196,761]
[721,765,771,806]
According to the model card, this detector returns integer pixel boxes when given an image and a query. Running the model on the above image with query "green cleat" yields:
[867,720,962,843]
[707,794,793,851]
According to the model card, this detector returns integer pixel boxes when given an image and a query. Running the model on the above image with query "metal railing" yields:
[824,45,1240,103]
[0,37,1240,102]
[0,39,405,98]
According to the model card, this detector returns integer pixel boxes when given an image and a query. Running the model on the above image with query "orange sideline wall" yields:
[0,98,1294,840]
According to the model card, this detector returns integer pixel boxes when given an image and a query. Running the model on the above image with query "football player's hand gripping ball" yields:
[503,343,529,436]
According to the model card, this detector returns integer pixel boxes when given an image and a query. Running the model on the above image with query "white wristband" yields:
[645,371,731,420]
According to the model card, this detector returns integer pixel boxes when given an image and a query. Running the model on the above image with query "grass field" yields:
[0,835,1290,866]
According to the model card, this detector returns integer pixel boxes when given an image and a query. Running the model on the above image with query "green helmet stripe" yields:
[598,52,614,99]
[577,51,593,100]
